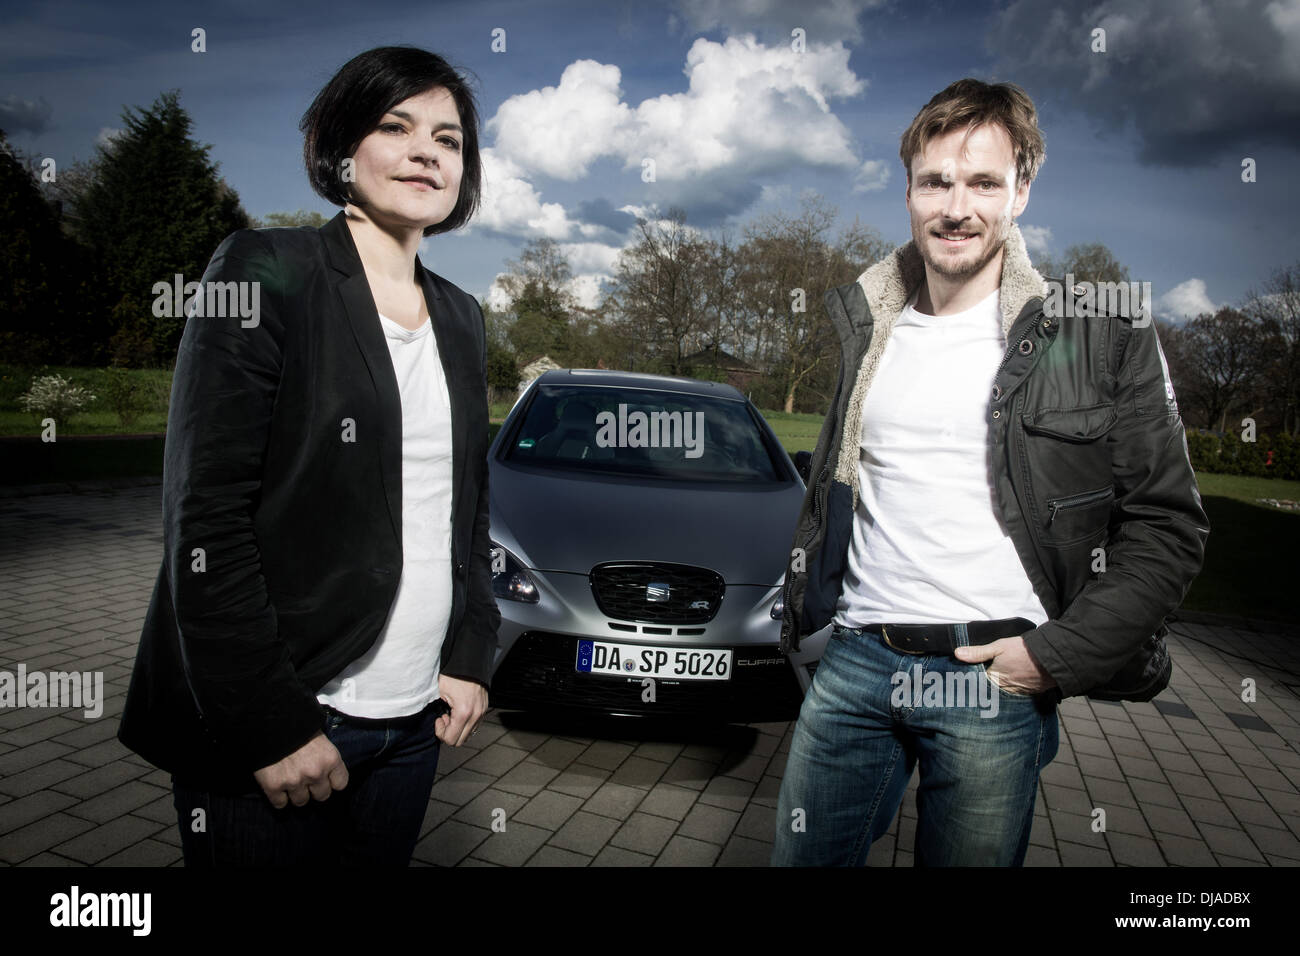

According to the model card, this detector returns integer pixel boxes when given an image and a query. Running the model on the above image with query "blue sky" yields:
[2,0,1297,320]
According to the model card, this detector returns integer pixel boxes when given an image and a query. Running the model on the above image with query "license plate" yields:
[575,640,732,681]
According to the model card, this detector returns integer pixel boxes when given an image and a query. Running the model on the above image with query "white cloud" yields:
[472,148,603,240]
[1157,278,1217,321]
[566,274,610,310]
[852,159,890,192]
[1020,224,1053,258]
[486,36,866,210]
[488,61,633,181]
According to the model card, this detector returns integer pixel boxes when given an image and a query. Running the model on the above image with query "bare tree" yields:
[1243,262,1300,436]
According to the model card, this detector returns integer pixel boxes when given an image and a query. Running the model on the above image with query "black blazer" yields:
[118,211,501,789]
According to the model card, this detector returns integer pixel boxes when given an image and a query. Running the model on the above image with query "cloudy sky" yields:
[2,0,1296,320]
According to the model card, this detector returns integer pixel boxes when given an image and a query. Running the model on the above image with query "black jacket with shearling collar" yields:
[780,224,1209,699]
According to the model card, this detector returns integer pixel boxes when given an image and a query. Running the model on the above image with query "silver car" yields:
[486,369,828,722]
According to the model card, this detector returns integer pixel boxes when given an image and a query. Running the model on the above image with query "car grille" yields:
[589,562,725,624]
[490,631,804,722]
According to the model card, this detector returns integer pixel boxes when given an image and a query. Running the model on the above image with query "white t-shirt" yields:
[316,312,455,718]
[835,287,1049,627]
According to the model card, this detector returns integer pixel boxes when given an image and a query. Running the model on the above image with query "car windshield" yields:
[503,384,785,482]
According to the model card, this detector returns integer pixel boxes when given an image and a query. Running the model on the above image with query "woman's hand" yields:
[435,674,489,746]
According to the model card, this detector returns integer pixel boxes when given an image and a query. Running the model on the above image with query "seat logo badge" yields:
[646,583,670,603]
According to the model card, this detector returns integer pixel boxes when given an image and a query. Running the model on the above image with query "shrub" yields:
[17,373,97,427]
[103,366,145,428]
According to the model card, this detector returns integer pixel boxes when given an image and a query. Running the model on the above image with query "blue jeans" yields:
[172,700,443,866]
[772,624,1058,866]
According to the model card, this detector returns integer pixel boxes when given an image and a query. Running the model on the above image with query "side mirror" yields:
[793,450,812,483]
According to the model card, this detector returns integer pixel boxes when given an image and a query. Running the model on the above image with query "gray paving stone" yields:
[661,755,716,790]
[1109,833,1167,866]
[461,743,529,777]
[451,787,531,830]
[610,811,677,855]
[1142,804,1200,839]
[1057,840,1112,866]
[493,758,561,797]
[50,759,149,798]
[633,741,684,763]
[0,758,86,797]
[637,783,699,821]
[548,764,610,800]
[591,845,656,866]
[417,800,460,838]
[65,780,170,824]
[1179,795,1238,827]
[413,820,488,866]
[0,811,96,864]
[1196,821,1264,861]
[655,834,721,866]
[549,811,621,856]
[515,789,584,830]
[579,741,635,770]
[677,803,740,845]
[525,845,591,866]
[583,781,646,820]
[99,838,184,867]
[734,803,776,843]
[52,815,165,864]
[470,820,550,866]
[609,755,669,788]
[697,774,756,812]
[1023,844,1061,866]
[526,738,588,769]
[428,768,495,807]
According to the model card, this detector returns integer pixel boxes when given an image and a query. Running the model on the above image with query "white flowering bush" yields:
[18,374,97,426]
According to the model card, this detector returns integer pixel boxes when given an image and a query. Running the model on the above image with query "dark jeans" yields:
[172,699,443,866]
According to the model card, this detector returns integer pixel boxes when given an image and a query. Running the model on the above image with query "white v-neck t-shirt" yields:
[835,288,1048,627]
[317,312,455,718]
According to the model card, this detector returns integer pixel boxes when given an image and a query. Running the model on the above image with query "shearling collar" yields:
[833,223,1048,495]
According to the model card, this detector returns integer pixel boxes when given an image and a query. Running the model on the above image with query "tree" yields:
[59,90,251,364]
[495,238,577,364]
[607,210,716,376]
[1173,307,1273,433]
[736,196,889,412]
[0,130,109,365]
[1243,262,1300,436]
[250,210,330,228]
[1035,242,1130,284]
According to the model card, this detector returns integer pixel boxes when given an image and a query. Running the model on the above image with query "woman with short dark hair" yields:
[119,45,500,866]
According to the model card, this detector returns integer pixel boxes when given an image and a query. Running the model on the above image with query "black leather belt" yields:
[864,618,1035,656]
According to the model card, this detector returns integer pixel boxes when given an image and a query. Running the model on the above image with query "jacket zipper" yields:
[1047,486,1113,524]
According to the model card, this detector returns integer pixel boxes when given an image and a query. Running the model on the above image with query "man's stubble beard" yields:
[915,211,1016,280]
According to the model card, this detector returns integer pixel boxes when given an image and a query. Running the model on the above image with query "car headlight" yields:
[490,542,539,603]
[770,575,785,619]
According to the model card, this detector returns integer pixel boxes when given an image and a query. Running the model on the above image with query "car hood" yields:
[489,463,803,585]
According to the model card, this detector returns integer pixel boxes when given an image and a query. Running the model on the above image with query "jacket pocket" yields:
[1020,403,1117,545]
[1021,402,1117,442]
